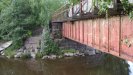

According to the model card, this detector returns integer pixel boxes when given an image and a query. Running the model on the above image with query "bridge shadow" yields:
[96,54,130,75]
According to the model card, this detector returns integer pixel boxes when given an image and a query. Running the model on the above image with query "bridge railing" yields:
[52,4,70,22]
[52,0,116,22]
[52,0,91,22]
[52,0,133,22]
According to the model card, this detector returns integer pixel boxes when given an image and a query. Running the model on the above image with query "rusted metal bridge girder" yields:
[62,16,133,62]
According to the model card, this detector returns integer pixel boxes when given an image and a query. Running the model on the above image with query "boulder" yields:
[0,51,4,55]
[78,53,85,56]
[58,55,63,58]
[30,52,36,58]
[42,55,49,59]
[84,49,96,55]
[1,52,5,56]
[14,52,22,58]
[64,53,74,57]
[48,55,57,59]
[17,47,24,52]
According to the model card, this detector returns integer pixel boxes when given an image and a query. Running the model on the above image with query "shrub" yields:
[21,53,31,59]
[35,52,44,59]
[4,49,16,58]
[41,28,61,55]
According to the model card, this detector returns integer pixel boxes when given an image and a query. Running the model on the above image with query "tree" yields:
[0,0,64,50]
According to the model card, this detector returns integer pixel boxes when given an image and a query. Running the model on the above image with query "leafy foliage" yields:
[0,0,64,51]
[121,0,133,18]
[68,0,80,5]
[0,0,11,12]
[35,52,44,59]
[41,28,60,55]
[94,0,133,18]
[0,0,38,48]
[96,0,111,15]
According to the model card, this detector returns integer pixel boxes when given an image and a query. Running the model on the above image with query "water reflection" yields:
[98,54,130,75]
[0,54,132,75]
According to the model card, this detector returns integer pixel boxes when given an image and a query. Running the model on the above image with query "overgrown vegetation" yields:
[121,0,133,18]
[4,48,16,58]
[0,0,65,56]
[35,52,44,59]
[69,0,133,18]
[41,29,61,55]
[68,0,80,5]
[21,53,31,59]
[93,0,133,18]
[93,0,112,16]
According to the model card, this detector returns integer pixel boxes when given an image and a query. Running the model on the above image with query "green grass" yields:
[4,49,16,58]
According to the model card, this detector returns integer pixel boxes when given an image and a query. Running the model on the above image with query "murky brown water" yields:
[0,54,132,75]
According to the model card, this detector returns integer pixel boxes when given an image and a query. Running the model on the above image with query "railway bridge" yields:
[51,0,133,62]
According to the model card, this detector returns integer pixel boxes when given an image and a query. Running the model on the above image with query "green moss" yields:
[62,49,78,53]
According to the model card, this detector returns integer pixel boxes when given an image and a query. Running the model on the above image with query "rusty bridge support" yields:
[62,16,133,62]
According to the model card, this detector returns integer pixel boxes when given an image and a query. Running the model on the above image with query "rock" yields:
[78,53,85,56]
[64,53,74,57]
[73,52,85,56]
[88,50,96,55]
[42,56,48,59]
[34,48,38,54]
[14,55,19,58]
[0,41,12,51]
[95,50,101,54]
[17,47,24,52]
[73,54,78,56]
[30,52,36,58]
[24,50,30,54]
[84,49,96,55]
[74,51,80,56]
[1,52,5,56]
[1,51,4,55]
[24,35,41,53]
[0,51,5,56]
[42,55,57,59]
[14,52,22,58]
[58,55,63,58]
[48,55,57,59]
[7,56,10,59]
[75,51,80,54]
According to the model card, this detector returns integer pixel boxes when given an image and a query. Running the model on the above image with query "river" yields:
[0,54,133,75]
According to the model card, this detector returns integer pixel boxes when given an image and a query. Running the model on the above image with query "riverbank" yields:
[0,38,101,59]
[0,48,86,59]
[0,28,100,59]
